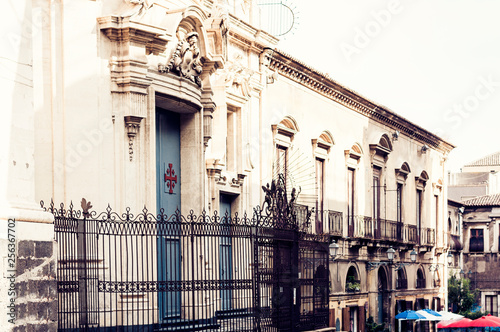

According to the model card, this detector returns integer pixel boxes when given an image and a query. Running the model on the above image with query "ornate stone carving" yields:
[124,116,142,161]
[158,32,203,87]
[219,55,255,98]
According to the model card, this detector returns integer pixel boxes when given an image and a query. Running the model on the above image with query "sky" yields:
[275,0,500,172]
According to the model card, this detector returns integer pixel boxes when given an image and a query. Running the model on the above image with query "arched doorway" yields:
[377,267,389,325]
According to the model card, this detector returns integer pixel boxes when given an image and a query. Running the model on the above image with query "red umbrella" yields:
[445,318,472,328]
[437,319,461,328]
[486,314,500,324]
[467,316,500,327]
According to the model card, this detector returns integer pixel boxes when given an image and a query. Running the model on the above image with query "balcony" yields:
[374,219,398,241]
[294,204,312,233]
[405,225,418,244]
[349,215,373,239]
[420,228,436,246]
[327,210,343,236]
[294,206,343,235]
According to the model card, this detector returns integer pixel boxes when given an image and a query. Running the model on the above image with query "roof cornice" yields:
[227,14,279,53]
[269,49,455,154]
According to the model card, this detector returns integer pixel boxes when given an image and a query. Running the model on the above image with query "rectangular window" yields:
[485,295,498,316]
[373,167,381,239]
[397,183,403,223]
[417,189,422,244]
[470,229,484,252]
[226,106,240,172]
[276,146,288,181]
[373,168,381,222]
[434,195,439,228]
[348,168,355,237]
[396,183,403,241]
[316,158,324,234]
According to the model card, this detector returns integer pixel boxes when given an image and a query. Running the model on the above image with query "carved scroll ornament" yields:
[158,32,203,87]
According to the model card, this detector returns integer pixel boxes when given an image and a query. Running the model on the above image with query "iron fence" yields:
[45,175,329,332]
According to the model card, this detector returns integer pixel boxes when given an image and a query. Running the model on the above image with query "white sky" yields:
[277,0,500,172]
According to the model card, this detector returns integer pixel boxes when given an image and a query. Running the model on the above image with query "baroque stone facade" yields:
[1,0,454,331]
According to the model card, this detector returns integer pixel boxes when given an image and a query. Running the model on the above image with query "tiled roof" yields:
[464,151,500,167]
[462,193,500,207]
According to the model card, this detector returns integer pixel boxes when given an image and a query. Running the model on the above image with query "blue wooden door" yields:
[156,109,181,320]
[219,194,233,311]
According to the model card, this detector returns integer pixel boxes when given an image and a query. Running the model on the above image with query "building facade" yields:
[459,194,500,316]
[448,152,500,202]
[1,0,454,330]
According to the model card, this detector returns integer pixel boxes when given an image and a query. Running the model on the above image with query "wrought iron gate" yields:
[44,175,329,331]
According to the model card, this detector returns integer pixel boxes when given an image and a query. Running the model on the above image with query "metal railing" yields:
[45,191,330,331]
[327,210,343,236]
[421,228,436,246]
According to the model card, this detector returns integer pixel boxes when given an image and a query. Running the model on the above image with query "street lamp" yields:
[459,269,465,279]
[329,240,339,260]
[387,247,395,262]
[410,249,417,263]
[366,247,415,271]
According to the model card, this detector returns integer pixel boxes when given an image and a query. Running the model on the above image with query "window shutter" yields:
[358,306,366,332]
[329,308,335,327]
[342,307,350,332]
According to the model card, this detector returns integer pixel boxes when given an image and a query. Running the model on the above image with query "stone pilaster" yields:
[0,1,56,329]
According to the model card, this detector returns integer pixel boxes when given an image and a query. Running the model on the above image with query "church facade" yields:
[1,0,454,331]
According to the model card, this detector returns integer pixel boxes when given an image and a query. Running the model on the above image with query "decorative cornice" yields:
[268,50,455,154]
[226,14,278,53]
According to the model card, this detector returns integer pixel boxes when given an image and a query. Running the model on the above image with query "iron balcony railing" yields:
[349,215,373,239]
[327,210,342,236]
[374,219,398,241]
[420,228,436,246]
[294,207,343,236]
[294,203,312,233]
[406,225,418,244]
[347,216,429,246]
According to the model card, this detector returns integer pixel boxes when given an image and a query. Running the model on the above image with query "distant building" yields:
[448,152,500,201]
[451,193,500,316]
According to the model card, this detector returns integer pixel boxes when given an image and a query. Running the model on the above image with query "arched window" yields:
[416,267,426,288]
[272,116,299,181]
[396,268,408,289]
[370,135,392,239]
[346,266,360,292]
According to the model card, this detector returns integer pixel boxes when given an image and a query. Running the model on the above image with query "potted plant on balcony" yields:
[346,275,360,292]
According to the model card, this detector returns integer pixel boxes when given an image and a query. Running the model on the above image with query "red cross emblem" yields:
[164,163,177,194]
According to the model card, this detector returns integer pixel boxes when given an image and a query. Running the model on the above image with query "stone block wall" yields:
[12,240,57,331]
